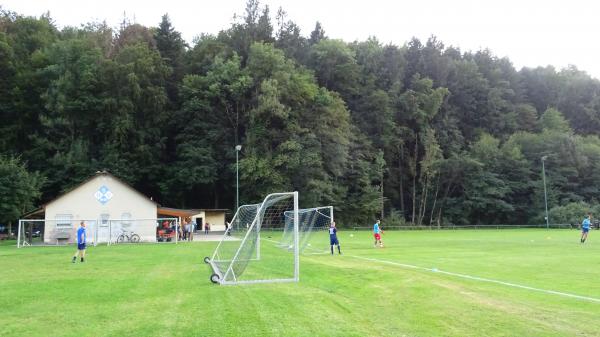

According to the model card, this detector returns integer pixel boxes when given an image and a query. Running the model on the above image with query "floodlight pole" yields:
[541,156,549,230]
[235,145,242,212]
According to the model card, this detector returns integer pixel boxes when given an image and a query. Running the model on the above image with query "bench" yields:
[55,232,70,245]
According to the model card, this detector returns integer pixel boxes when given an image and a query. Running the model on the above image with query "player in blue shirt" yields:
[329,221,341,255]
[72,221,87,263]
[581,213,591,243]
[373,219,383,247]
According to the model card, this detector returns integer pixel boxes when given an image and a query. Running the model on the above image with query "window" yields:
[55,214,73,229]
[100,213,109,227]
[121,212,132,228]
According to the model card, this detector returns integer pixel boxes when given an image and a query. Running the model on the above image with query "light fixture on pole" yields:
[235,145,242,212]
[541,155,549,229]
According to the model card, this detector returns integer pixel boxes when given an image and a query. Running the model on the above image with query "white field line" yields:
[349,255,600,304]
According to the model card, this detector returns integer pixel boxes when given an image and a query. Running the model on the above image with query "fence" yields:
[17,218,180,247]
[106,218,179,245]
[350,224,581,231]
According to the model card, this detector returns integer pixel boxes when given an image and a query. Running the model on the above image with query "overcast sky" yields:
[3,0,599,79]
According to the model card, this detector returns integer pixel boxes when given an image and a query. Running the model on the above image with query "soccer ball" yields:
[307,243,311,247]
[349,234,354,238]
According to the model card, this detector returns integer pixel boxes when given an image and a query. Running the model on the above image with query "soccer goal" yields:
[278,206,333,255]
[17,219,98,247]
[205,192,299,285]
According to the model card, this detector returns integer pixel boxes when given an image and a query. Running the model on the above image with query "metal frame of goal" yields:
[205,192,299,285]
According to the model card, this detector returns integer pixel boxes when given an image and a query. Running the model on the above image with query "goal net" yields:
[17,219,98,247]
[278,206,333,255]
[205,192,299,285]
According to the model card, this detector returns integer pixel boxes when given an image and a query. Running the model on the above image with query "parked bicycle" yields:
[116,230,140,243]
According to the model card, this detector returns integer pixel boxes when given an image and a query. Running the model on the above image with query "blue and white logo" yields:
[94,185,113,205]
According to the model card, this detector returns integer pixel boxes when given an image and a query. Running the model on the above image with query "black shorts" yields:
[77,243,86,250]
[330,236,339,245]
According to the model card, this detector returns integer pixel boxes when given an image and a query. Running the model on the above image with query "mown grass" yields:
[1,229,599,337]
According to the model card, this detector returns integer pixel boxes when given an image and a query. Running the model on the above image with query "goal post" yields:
[205,191,299,285]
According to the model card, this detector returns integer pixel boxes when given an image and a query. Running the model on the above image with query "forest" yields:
[2,1,600,227]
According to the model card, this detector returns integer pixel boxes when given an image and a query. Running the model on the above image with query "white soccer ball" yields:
[307,243,311,247]
[349,234,354,238]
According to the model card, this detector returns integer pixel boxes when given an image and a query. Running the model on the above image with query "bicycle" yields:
[116,230,140,243]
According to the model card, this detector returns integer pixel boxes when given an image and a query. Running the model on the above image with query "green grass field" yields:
[1,229,599,337]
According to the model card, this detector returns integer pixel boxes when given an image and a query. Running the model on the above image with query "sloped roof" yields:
[43,171,158,208]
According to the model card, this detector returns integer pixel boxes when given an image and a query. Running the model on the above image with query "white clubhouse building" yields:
[22,171,226,244]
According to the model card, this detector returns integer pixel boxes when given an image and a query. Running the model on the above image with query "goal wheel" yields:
[203,256,210,264]
[210,273,220,284]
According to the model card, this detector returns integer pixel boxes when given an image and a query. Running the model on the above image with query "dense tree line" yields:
[3,2,600,227]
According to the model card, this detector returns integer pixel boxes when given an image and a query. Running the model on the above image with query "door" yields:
[195,218,203,233]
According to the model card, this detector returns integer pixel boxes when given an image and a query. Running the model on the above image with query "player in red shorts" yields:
[373,219,383,247]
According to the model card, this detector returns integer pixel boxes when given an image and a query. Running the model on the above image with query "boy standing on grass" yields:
[72,221,87,263]
[581,213,591,243]
[373,219,384,248]
[329,221,341,255]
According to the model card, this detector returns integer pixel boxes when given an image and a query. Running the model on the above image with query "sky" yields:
[2,0,600,79]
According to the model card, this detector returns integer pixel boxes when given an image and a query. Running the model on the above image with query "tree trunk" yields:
[8,221,12,239]
[418,175,429,226]
[430,174,441,227]
[411,135,418,224]
[398,144,405,219]
[437,177,454,228]
[213,186,220,209]
[379,150,385,220]
[380,181,384,220]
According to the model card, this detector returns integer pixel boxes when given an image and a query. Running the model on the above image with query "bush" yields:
[547,202,598,225]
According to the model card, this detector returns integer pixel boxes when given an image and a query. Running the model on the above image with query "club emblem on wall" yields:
[94,185,113,205]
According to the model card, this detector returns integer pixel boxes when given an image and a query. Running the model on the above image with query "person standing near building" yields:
[183,221,190,240]
[187,218,193,241]
[72,221,87,263]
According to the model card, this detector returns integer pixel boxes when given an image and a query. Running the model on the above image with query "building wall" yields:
[205,212,225,231]
[44,174,157,243]
[192,211,226,232]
